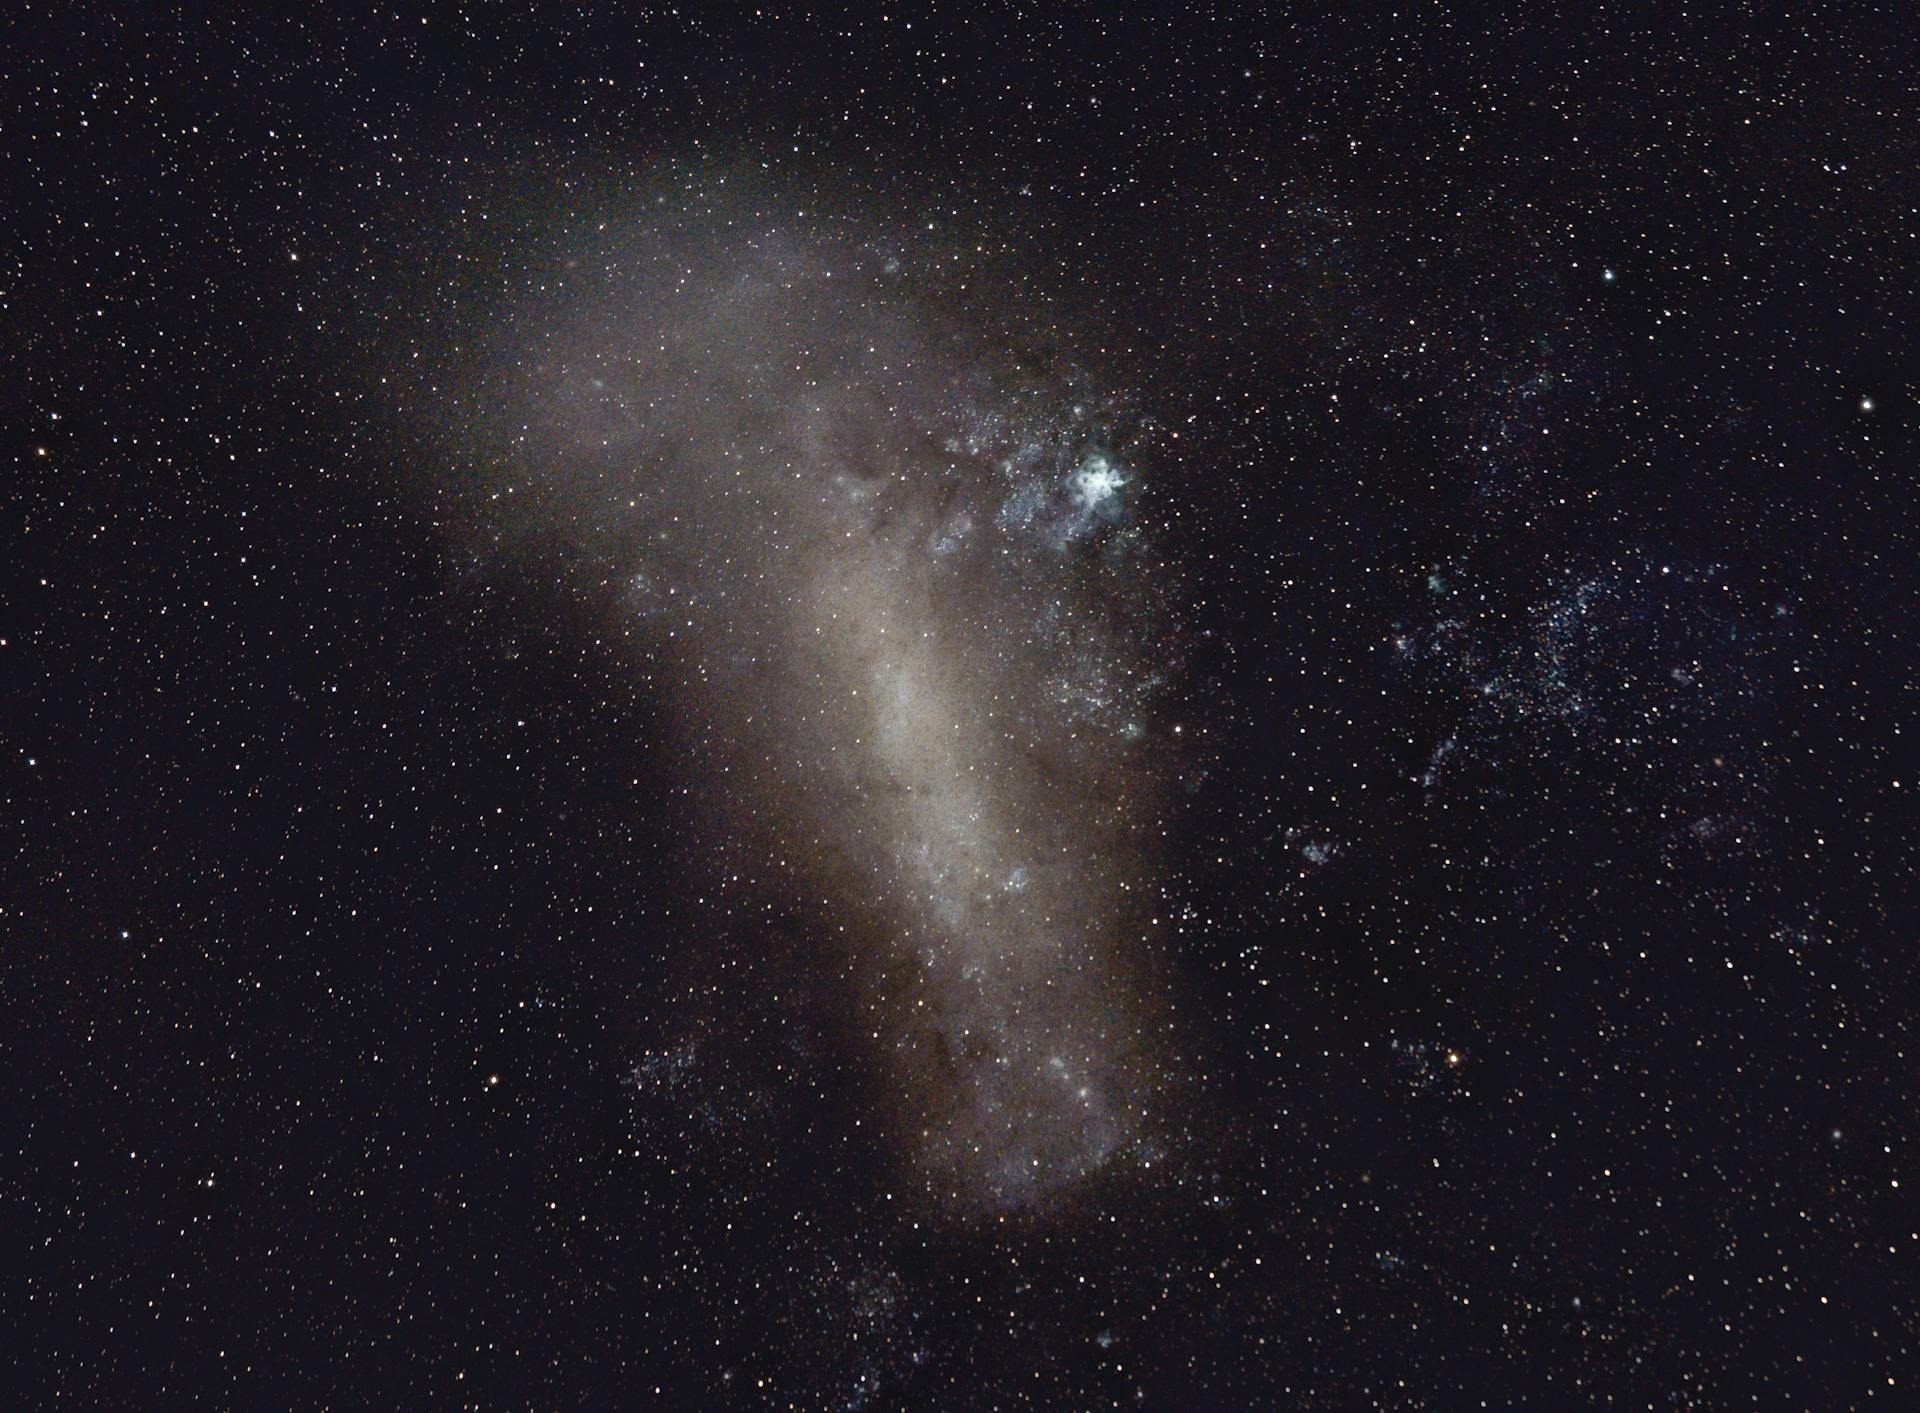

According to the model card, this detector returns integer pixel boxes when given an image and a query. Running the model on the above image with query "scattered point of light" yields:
[1860,397,1875,412]
[486,1074,500,1087]
[1602,267,1616,282]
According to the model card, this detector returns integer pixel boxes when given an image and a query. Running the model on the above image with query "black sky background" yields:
[7,4,1917,1408]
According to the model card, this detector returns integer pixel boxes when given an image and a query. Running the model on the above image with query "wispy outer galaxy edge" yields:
[424,204,1194,1211]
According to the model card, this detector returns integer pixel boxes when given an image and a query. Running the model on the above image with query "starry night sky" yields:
[7,5,1917,1408]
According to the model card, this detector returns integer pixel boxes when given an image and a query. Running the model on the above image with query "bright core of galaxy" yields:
[431,200,1189,1210]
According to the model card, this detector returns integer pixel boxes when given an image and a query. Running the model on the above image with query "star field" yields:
[7,5,1915,1408]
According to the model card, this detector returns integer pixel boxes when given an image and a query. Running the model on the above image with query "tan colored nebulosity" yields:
[435,206,1185,1210]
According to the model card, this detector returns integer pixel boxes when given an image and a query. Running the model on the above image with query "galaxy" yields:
[10,7,1915,1408]
[428,207,1190,1208]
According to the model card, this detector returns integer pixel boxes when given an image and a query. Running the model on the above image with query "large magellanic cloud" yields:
[422,195,1191,1210]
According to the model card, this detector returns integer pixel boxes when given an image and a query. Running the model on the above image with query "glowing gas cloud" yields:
[425,196,1191,1209]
